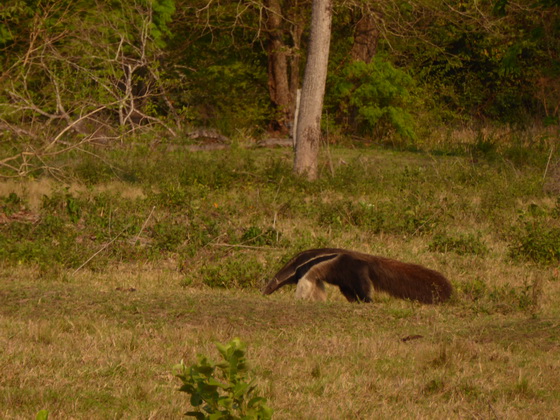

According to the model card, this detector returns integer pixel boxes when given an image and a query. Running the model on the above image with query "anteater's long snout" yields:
[261,278,278,295]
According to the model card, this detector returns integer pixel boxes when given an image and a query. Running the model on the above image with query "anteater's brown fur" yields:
[262,248,452,304]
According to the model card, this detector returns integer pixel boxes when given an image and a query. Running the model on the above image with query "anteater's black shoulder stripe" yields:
[292,253,339,282]
[262,250,340,294]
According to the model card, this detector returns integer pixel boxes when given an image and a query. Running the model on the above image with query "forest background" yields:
[1,0,559,163]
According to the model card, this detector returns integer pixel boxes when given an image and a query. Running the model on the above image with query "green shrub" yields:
[398,204,441,235]
[329,57,418,140]
[458,277,488,302]
[175,338,273,420]
[487,283,535,312]
[152,219,189,252]
[0,192,23,216]
[151,183,194,209]
[429,232,489,256]
[509,222,560,265]
[317,199,384,232]
[0,215,91,269]
[197,254,266,289]
[316,198,441,236]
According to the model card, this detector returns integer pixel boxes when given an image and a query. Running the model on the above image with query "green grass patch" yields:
[1,267,559,418]
[1,142,560,418]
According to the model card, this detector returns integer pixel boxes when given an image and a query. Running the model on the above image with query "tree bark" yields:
[293,0,332,180]
[266,0,292,133]
[350,9,379,63]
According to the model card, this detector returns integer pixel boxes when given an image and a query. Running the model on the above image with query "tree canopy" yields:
[1,0,558,174]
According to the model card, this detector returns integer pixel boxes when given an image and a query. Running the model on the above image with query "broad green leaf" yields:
[35,410,49,420]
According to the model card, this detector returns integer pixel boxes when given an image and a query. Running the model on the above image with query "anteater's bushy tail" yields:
[368,256,452,304]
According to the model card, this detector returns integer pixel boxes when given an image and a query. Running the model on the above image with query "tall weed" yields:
[175,338,273,419]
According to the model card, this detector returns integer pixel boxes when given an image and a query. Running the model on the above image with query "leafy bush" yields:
[329,57,418,140]
[0,215,89,269]
[175,338,273,419]
[0,192,23,216]
[152,219,189,252]
[509,222,560,265]
[150,183,195,209]
[317,200,384,232]
[196,254,266,289]
[459,277,488,302]
[183,60,271,135]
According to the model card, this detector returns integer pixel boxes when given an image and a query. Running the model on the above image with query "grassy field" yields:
[1,142,560,419]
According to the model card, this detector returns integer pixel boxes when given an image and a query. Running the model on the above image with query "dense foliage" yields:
[0,0,559,173]
[328,57,418,140]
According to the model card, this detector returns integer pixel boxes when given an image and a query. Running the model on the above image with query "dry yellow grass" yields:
[1,145,559,418]
[1,261,559,419]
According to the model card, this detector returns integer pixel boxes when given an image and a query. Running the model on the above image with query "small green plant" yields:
[196,254,266,289]
[429,232,489,256]
[509,222,560,265]
[151,219,189,251]
[0,192,23,216]
[317,199,377,229]
[239,226,280,246]
[175,338,273,420]
[460,277,488,302]
[460,277,541,314]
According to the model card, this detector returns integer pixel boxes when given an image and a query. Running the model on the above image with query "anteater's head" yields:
[262,249,340,295]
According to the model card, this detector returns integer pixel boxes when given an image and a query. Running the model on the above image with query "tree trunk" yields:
[266,0,292,133]
[288,5,304,125]
[293,0,332,180]
[350,9,378,63]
